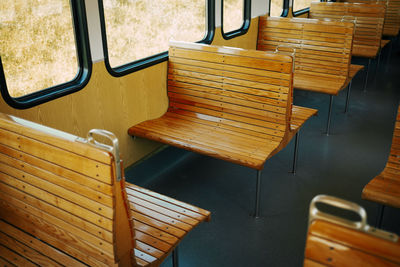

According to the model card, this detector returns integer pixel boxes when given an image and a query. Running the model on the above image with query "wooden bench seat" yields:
[0,113,210,266]
[304,195,400,267]
[129,41,317,217]
[257,17,360,134]
[339,0,400,37]
[381,39,391,49]
[310,2,386,92]
[362,105,400,227]
[310,2,386,59]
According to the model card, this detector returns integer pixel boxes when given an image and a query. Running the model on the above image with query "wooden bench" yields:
[339,0,400,37]
[310,2,386,91]
[382,0,400,37]
[0,113,210,266]
[257,16,362,134]
[129,41,317,217]
[304,195,400,266]
[362,105,400,228]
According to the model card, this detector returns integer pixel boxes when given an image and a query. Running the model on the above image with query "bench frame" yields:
[129,41,317,217]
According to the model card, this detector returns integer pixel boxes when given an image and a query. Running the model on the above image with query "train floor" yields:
[126,39,400,267]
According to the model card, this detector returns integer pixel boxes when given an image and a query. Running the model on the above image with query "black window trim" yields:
[98,0,215,77]
[221,0,251,40]
[269,0,290,17]
[293,7,310,17]
[0,0,92,110]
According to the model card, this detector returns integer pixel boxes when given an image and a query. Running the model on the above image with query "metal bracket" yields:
[79,129,122,182]
[274,45,296,73]
[309,195,398,242]
[341,15,357,24]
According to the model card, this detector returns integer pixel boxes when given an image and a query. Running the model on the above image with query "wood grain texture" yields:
[129,41,316,170]
[338,0,400,37]
[212,17,260,49]
[0,112,210,266]
[309,2,386,58]
[304,220,400,266]
[0,61,168,169]
[258,16,354,96]
[363,106,400,208]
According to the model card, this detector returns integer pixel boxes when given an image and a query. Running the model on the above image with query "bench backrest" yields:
[384,105,400,175]
[258,17,354,84]
[338,0,400,37]
[305,220,400,266]
[310,2,386,58]
[0,114,135,266]
[305,195,400,266]
[168,41,294,143]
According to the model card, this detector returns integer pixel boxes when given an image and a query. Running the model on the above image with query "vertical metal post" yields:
[254,170,262,218]
[363,59,371,92]
[376,205,385,229]
[172,247,179,267]
[344,81,352,113]
[377,48,382,71]
[326,95,333,136]
[291,131,300,174]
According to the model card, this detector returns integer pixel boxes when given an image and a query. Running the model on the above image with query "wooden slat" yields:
[305,220,400,265]
[0,220,86,267]
[0,143,113,196]
[0,181,113,243]
[0,231,63,267]
[0,128,113,184]
[309,2,386,59]
[363,105,400,208]
[258,16,353,95]
[0,244,36,267]
[0,113,111,165]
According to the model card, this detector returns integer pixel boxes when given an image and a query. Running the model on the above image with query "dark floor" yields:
[126,39,400,267]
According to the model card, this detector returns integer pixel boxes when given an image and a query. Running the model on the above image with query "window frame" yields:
[293,7,310,17]
[269,0,289,17]
[292,0,311,16]
[0,0,92,110]
[98,0,215,77]
[221,0,251,40]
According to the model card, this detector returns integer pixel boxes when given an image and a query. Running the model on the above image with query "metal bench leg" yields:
[377,48,382,71]
[326,95,333,136]
[291,131,300,174]
[376,205,385,229]
[254,170,262,218]
[344,81,352,113]
[363,58,371,92]
[172,247,179,267]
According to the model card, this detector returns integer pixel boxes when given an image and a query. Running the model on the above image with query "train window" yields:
[100,0,215,76]
[221,0,251,39]
[270,0,284,16]
[293,0,311,13]
[0,0,92,109]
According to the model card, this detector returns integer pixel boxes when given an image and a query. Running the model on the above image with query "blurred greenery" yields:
[0,0,76,97]
[0,0,296,97]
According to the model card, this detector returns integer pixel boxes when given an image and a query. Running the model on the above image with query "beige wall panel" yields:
[212,17,259,49]
[0,61,168,167]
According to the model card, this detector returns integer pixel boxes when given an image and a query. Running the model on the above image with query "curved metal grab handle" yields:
[274,45,296,72]
[309,194,367,229]
[86,129,122,182]
[309,195,398,242]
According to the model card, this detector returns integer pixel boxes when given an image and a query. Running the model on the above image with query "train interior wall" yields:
[0,16,261,168]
